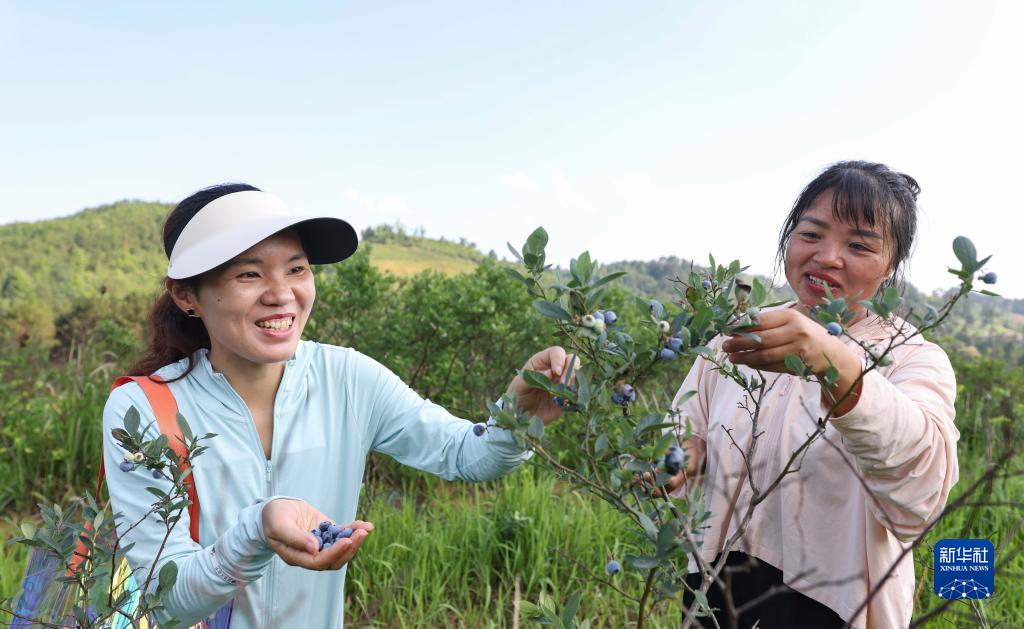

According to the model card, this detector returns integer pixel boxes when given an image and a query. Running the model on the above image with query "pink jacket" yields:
[671,304,959,628]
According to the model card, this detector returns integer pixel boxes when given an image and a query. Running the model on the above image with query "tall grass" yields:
[345,467,680,627]
[3,447,1022,626]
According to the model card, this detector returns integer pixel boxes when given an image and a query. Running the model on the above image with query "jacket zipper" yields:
[211,364,288,629]
[263,362,289,628]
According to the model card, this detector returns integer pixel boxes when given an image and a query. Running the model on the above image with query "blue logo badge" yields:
[934,539,994,599]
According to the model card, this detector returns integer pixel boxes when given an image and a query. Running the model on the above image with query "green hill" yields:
[3,200,1023,363]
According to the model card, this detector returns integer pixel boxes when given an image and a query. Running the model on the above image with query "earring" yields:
[185,308,199,318]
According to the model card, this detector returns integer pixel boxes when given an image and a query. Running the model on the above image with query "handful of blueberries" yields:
[313,521,353,551]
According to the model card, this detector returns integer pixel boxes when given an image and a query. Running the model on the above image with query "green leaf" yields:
[521,370,559,395]
[504,267,529,287]
[590,270,627,290]
[533,299,572,321]
[647,299,666,321]
[528,416,545,439]
[595,434,610,454]
[656,521,679,557]
[519,601,555,624]
[157,560,178,597]
[506,241,524,263]
[693,588,710,613]
[751,277,767,306]
[823,365,839,388]
[176,413,193,442]
[576,370,591,407]
[784,353,807,377]
[637,513,659,542]
[736,331,762,344]
[20,521,36,540]
[559,591,582,627]
[953,236,977,271]
[626,553,659,570]
[523,227,549,257]
[124,406,141,437]
[882,286,902,311]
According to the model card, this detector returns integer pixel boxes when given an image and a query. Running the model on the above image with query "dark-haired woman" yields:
[670,162,959,628]
[102,185,571,627]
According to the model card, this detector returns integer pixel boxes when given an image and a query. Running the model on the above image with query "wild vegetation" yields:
[0,203,1021,626]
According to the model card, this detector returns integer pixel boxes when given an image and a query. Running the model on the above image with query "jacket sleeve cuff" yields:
[210,495,299,583]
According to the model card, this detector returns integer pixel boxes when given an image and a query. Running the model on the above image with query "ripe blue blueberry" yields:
[319,521,331,532]
[701,279,712,290]
[826,322,843,336]
[605,559,621,575]
[611,392,625,405]
[604,310,618,325]
[328,524,342,537]
[152,469,162,479]
[594,310,606,323]
[473,423,486,436]
[664,445,685,475]
[667,337,683,352]
[340,527,353,539]
[118,461,135,473]
[323,542,333,550]
[659,348,678,362]
[981,271,997,285]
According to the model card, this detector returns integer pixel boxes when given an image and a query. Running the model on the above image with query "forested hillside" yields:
[2,199,1023,363]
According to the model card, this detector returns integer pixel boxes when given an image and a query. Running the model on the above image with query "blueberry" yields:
[664,445,685,475]
[701,279,712,290]
[594,310,605,323]
[611,392,625,405]
[659,348,678,362]
[605,559,621,575]
[553,396,569,409]
[328,524,341,536]
[591,318,606,334]
[581,314,597,329]
[472,423,486,436]
[323,542,333,550]
[118,461,135,473]
[618,383,634,399]
[152,469,162,479]
[604,311,617,325]
[981,271,997,285]
[667,337,683,352]
[657,320,671,334]
[826,322,843,336]
[340,527,353,539]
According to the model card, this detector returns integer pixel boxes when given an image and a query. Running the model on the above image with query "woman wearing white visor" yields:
[101,183,571,627]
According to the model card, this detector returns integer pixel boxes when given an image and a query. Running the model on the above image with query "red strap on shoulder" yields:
[100,375,201,543]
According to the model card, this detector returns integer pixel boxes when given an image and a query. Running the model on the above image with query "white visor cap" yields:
[167,190,358,279]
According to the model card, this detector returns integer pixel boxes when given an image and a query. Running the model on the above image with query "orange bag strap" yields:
[98,376,201,542]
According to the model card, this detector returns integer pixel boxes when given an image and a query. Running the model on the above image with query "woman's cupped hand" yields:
[262,498,373,571]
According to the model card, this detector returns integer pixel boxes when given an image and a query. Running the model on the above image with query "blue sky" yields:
[2,1,1021,297]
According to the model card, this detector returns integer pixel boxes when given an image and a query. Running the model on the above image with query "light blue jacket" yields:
[102,340,531,627]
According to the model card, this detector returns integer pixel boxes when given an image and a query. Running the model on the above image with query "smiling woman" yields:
[102,184,573,628]
[670,161,959,628]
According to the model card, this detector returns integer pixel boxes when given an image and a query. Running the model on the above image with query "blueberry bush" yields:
[490,228,1010,627]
